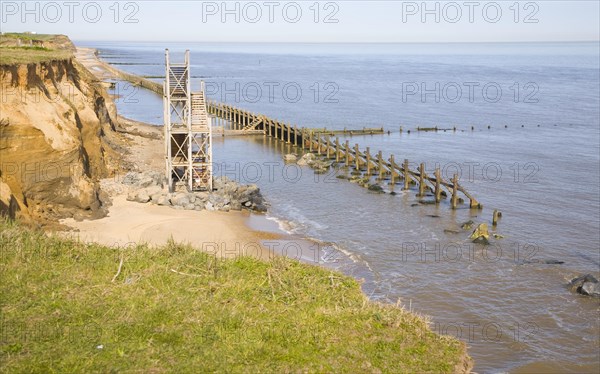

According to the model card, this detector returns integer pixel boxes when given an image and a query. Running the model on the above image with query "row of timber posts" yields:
[205,101,481,210]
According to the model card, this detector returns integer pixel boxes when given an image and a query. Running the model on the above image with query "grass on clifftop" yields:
[0,33,73,65]
[0,46,72,65]
[0,220,470,373]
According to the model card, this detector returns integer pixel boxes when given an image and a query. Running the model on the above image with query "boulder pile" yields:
[121,171,267,212]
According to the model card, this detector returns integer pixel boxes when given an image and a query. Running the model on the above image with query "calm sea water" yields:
[79,41,600,373]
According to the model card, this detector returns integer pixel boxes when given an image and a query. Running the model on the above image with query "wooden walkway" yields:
[207,101,384,137]
[88,53,481,209]
[207,101,481,210]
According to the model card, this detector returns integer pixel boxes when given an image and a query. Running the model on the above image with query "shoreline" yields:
[72,46,338,266]
[73,44,394,288]
[69,47,298,260]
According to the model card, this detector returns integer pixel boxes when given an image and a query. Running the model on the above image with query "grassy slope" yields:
[0,220,470,372]
[0,33,72,65]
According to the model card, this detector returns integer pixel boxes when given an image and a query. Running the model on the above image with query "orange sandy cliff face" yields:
[0,37,123,227]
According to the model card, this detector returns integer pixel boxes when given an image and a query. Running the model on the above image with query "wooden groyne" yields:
[207,101,481,210]
[93,54,480,209]
[94,55,383,137]
[207,101,386,137]
[93,50,163,94]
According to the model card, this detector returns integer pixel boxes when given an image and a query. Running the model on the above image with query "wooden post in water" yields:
[280,122,284,140]
[294,125,298,146]
[272,120,276,139]
[378,151,384,180]
[492,210,500,226]
[403,159,410,190]
[434,167,442,203]
[470,196,480,209]
[390,155,397,184]
[317,136,322,155]
[366,147,371,175]
[326,135,331,158]
[451,174,459,209]
[335,138,340,163]
[309,131,313,152]
[345,140,350,167]
[301,128,306,148]
[418,163,426,197]
[354,144,360,170]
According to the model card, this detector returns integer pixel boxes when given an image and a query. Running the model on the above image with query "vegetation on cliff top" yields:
[0,33,73,64]
[0,220,471,372]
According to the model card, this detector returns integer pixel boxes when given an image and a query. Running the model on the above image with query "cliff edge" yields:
[0,33,123,226]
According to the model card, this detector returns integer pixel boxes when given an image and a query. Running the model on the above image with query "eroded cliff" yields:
[0,41,123,226]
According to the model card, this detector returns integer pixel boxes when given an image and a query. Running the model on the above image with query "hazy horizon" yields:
[2,1,599,43]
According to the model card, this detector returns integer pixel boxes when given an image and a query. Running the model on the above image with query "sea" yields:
[77,40,600,373]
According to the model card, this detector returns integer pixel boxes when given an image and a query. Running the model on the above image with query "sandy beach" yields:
[60,47,282,260]
[61,194,279,260]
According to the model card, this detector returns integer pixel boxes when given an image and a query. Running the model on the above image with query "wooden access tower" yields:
[164,49,213,192]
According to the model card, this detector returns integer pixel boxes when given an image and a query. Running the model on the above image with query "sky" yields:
[1,1,599,43]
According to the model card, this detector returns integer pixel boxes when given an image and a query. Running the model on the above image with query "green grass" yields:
[0,47,72,65]
[0,33,57,42]
[0,220,469,373]
[4,46,51,52]
[0,33,72,65]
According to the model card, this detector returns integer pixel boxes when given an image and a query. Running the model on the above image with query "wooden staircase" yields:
[191,91,209,130]
[242,115,263,132]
